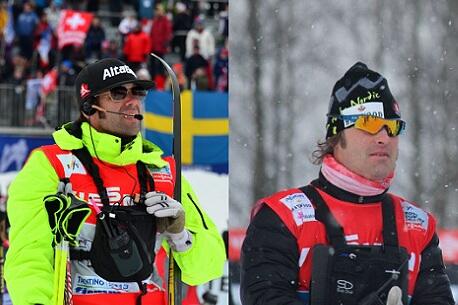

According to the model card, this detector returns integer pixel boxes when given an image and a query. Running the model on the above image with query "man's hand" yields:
[144,191,185,233]
[386,286,403,305]
[43,181,91,247]
[144,192,192,252]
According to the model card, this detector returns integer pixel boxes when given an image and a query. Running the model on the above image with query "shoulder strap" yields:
[72,147,110,206]
[136,161,155,204]
[381,195,400,252]
[299,185,400,252]
[72,147,156,207]
[299,185,347,248]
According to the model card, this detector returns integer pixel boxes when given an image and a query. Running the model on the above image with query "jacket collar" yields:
[52,122,167,167]
[312,172,387,204]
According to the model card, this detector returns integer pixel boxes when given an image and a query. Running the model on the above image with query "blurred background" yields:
[0,0,228,129]
[0,0,229,304]
[229,0,458,304]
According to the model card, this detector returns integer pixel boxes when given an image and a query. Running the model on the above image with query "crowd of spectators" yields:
[0,0,228,93]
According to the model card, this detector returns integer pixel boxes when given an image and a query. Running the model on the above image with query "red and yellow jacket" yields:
[5,122,226,305]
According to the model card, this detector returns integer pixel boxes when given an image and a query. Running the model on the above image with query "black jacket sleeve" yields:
[410,233,455,305]
[240,204,304,305]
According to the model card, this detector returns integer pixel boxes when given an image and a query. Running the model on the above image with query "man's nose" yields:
[375,127,391,144]
[124,95,142,107]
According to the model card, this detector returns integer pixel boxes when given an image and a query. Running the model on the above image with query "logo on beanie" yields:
[393,100,401,116]
[343,90,381,109]
[341,102,385,127]
[80,83,90,99]
[102,65,136,80]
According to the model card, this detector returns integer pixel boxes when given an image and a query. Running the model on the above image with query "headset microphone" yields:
[91,105,143,120]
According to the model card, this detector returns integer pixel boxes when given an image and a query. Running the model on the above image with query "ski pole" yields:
[150,53,182,305]
[0,246,3,305]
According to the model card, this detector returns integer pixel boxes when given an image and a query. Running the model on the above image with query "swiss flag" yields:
[41,68,58,96]
[57,10,93,50]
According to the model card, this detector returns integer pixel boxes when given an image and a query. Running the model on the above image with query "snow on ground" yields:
[0,172,16,195]
[182,168,228,233]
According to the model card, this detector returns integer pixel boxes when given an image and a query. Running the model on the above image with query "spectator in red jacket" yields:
[123,24,150,72]
[149,3,172,80]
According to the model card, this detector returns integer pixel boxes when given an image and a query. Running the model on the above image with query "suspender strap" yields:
[137,162,147,197]
[136,162,155,204]
[69,249,91,260]
[69,151,156,262]
[299,184,401,251]
[72,148,155,207]
[72,147,110,206]
[381,195,400,253]
[299,185,347,248]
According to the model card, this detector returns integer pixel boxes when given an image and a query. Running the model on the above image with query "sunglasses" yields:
[97,86,147,101]
[338,115,406,137]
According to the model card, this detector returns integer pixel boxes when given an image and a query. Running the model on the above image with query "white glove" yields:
[386,286,403,305]
[144,191,192,252]
[144,192,183,222]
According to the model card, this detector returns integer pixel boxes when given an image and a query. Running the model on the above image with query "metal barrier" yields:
[0,84,78,129]
[55,86,80,127]
[0,84,25,127]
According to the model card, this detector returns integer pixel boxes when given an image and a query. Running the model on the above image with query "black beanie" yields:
[325,62,402,139]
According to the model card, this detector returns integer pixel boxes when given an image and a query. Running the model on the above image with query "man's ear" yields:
[81,98,96,116]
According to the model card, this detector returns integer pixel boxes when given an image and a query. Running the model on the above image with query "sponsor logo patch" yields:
[336,279,354,294]
[102,65,136,80]
[401,201,428,231]
[74,274,133,294]
[149,165,173,186]
[341,102,385,127]
[57,154,87,177]
[80,83,90,98]
[280,193,315,225]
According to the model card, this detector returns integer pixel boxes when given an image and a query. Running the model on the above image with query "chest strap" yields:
[69,146,154,262]
[299,184,400,253]
[71,146,154,206]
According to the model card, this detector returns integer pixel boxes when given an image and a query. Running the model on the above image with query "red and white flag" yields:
[57,10,93,50]
[41,68,58,96]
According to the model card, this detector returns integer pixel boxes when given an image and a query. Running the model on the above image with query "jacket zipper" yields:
[187,193,208,230]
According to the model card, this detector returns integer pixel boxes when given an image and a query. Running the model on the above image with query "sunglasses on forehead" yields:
[97,86,148,101]
[337,115,406,137]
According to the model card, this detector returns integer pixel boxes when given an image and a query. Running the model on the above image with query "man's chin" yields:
[370,166,395,181]
[112,127,140,138]
[122,123,141,135]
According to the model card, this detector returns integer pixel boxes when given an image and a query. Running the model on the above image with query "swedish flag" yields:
[144,90,228,167]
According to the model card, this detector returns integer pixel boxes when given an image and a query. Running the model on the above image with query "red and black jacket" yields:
[240,174,454,305]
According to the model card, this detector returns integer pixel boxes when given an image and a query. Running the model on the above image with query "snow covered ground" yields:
[183,168,228,233]
[0,169,229,304]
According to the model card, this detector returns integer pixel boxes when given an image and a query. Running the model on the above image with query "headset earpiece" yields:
[81,98,96,116]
